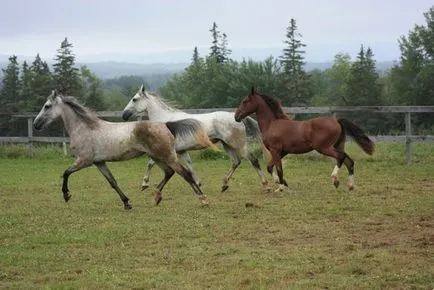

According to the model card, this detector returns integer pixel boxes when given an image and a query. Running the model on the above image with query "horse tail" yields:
[241,116,270,162]
[165,119,219,151]
[338,118,374,155]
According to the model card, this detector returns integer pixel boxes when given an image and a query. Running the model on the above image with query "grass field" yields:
[0,143,433,289]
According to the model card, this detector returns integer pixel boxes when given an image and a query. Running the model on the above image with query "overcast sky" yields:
[0,0,432,62]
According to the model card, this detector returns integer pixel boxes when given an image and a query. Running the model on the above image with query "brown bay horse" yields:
[234,88,374,192]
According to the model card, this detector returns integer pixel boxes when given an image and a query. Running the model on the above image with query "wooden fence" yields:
[1,106,434,164]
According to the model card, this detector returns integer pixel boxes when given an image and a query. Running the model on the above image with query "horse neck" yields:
[255,103,278,132]
[146,97,184,121]
[59,104,95,136]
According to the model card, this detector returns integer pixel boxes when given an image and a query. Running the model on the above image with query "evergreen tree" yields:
[20,60,33,109]
[344,45,382,106]
[0,55,21,112]
[279,18,311,105]
[28,54,54,111]
[209,22,225,63]
[343,45,384,133]
[53,37,81,96]
[192,46,200,64]
[220,33,232,63]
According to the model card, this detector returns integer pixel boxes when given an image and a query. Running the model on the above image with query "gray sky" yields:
[0,0,432,62]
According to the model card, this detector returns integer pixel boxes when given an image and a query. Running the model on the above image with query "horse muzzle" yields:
[234,112,243,122]
[33,118,45,131]
[122,110,133,121]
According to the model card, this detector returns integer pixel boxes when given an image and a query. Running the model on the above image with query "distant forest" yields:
[1,6,433,136]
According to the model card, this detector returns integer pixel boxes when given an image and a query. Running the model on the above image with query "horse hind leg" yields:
[169,161,209,206]
[342,153,355,190]
[94,162,132,210]
[315,146,345,189]
[240,145,270,192]
[221,143,241,192]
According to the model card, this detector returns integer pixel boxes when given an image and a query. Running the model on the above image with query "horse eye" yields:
[132,98,138,103]
[44,104,52,109]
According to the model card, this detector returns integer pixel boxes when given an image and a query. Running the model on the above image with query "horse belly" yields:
[282,137,314,154]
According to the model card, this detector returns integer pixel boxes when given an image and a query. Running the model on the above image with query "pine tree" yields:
[220,33,232,63]
[192,46,200,65]
[53,37,81,96]
[0,55,21,112]
[344,45,382,106]
[28,54,54,111]
[279,18,311,105]
[209,22,221,60]
[21,60,33,109]
[209,22,225,63]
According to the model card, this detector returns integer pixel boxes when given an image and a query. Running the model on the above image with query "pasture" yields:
[0,143,433,289]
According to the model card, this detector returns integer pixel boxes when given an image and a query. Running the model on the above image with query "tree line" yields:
[1,6,433,136]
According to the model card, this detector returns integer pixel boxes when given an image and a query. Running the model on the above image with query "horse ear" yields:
[49,89,57,100]
[140,84,145,93]
[251,87,256,95]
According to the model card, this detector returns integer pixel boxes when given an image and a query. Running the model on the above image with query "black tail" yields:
[165,118,201,138]
[241,116,262,143]
[165,119,217,150]
[338,118,374,155]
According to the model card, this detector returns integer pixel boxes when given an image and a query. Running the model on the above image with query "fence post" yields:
[405,112,412,164]
[27,117,33,156]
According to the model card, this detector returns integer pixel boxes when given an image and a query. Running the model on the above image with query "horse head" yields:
[234,87,260,122]
[122,84,150,120]
[33,90,63,130]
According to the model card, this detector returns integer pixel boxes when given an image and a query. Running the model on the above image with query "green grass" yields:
[0,143,433,289]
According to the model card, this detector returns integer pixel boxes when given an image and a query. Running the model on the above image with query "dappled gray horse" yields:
[33,91,214,209]
[122,85,269,192]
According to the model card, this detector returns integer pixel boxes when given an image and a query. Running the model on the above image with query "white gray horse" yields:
[33,91,214,209]
[122,85,269,192]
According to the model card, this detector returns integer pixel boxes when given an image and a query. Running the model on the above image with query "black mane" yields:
[258,93,288,119]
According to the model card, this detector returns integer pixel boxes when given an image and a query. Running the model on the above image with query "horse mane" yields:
[145,91,180,112]
[61,96,100,129]
[258,93,290,120]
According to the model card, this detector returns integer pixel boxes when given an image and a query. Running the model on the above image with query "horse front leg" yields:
[141,158,156,190]
[221,144,241,192]
[94,162,132,210]
[268,150,288,192]
[62,159,92,202]
[240,145,270,192]
[152,160,175,205]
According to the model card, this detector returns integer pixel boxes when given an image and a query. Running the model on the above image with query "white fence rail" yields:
[1,106,434,164]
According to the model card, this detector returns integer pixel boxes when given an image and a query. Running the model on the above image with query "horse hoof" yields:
[221,185,229,192]
[199,195,209,206]
[141,184,149,191]
[124,202,133,210]
[348,184,354,191]
[333,179,340,188]
[64,193,71,202]
[155,194,162,205]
